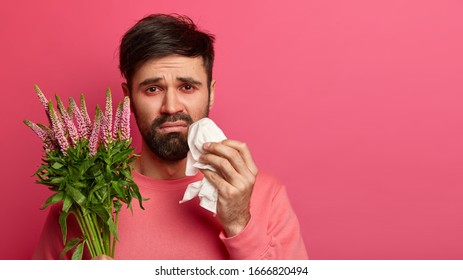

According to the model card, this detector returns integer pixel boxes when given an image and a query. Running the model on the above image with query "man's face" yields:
[124,55,215,161]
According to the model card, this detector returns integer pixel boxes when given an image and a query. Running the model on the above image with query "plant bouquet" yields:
[24,85,144,259]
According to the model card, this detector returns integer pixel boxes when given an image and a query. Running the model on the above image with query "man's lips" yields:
[158,121,188,133]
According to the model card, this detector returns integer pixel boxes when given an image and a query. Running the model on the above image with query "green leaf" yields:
[62,195,72,213]
[71,241,85,260]
[40,192,64,209]
[71,181,87,189]
[67,186,86,206]
[88,183,106,203]
[60,237,82,259]
[113,200,122,213]
[112,149,133,164]
[59,211,70,245]
[79,158,95,177]
[88,205,110,223]
[108,217,118,241]
[111,181,127,202]
[50,177,65,184]
[92,187,108,204]
[52,162,64,169]
[34,165,47,176]
[120,169,132,180]
[130,184,146,210]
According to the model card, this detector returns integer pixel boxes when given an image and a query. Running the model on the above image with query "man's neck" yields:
[133,144,187,180]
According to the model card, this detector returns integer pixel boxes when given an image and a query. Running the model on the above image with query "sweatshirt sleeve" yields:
[219,174,308,260]
[32,204,66,259]
[32,204,87,260]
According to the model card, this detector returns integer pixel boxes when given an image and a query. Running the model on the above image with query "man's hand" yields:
[92,255,113,260]
[199,139,259,237]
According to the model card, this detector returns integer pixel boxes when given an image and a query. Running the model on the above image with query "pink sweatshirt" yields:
[33,170,308,259]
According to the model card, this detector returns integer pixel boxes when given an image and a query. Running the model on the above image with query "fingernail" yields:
[203,142,211,150]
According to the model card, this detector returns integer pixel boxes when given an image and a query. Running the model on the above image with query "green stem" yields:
[110,211,119,258]
[91,213,106,255]
[103,225,110,255]
[105,187,112,255]
[74,209,96,257]
[83,212,103,257]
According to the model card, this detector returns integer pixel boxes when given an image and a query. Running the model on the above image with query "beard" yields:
[136,108,208,162]
[141,113,193,161]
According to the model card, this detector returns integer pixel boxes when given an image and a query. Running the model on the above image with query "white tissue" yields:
[180,118,227,213]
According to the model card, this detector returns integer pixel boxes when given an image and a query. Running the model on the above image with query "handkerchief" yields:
[179,118,227,213]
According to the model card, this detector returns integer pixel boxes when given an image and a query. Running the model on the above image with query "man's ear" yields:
[121,82,134,112]
[209,80,216,110]
[121,82,130,97]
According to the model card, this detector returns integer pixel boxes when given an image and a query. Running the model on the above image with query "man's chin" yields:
[149,138,189,162]
[155,149,189,162]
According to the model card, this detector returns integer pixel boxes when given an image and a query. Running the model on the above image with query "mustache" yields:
[151,113,193,129]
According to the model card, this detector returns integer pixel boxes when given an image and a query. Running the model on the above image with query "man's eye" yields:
[182,84,195,92]
[147,86,160,93]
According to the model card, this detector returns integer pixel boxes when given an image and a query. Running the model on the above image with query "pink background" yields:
[1,0,462,259]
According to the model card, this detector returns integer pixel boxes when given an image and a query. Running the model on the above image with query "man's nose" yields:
[160,90,184,115]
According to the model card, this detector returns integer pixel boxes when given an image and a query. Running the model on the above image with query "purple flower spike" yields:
[120,96,131,140]
[89,106,103,156]
[80,94,92,138]
[34,85,49,113]
[56,95,79,146]
[34,85,53,127]
[48,101,69,155]
[113,102,123,140]
[24,120,48,142]
[102,89,113,147]
[37,123,58,151]
[24,120,56,152]
[69,98,88,139]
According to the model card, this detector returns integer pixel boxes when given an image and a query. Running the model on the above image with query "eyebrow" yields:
[138,77,163,88]
[177,77,202,86]
[138,76,203,89]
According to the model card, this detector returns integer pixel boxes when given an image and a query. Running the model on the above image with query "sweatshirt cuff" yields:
[219,215,272,260]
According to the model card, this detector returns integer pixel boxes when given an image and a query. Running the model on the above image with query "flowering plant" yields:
[24,85,144,259]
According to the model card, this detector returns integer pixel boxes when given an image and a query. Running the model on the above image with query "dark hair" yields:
[119,14,215,92]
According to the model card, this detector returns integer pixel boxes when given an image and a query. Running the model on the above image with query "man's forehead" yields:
[134,55,206,79]
[145,55,204,69]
